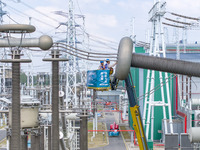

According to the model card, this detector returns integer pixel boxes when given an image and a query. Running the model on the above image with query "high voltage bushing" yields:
[0,24,53,150]
[115,37,200,80]
[0,24,53,50]
[43,50,68,150]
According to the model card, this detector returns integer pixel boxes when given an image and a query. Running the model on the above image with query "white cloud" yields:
[102,0,110,3]
[167,0,200,17]
[85,13,117,32]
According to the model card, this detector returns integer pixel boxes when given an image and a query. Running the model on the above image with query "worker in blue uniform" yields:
[105,59,117,70]
[105,59,117,75]
[98,61,105,70]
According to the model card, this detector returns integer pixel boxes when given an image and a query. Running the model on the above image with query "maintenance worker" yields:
[105,59,117,70]
[104,59,118,90]
[98,61,105,70]
[105,59,117,75]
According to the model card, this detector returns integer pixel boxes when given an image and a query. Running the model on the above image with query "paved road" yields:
[0,129,6,141]
[0,129,6,150]
[89,112,126,150]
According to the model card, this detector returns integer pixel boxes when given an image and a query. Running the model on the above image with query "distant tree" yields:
[20,72,27,85]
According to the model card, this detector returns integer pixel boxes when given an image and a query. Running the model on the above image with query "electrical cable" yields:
[88,38,118,51]
[5,4,65,32]
[5,5,69,39]
[6,14,19,24]
[75,0,83,15]
[77,27,118,45]
[87,44,117,50]
[164,17,191,25]
[26,47,117,62]
[137,74,175,101]
[19,1,61,23]
[170,12,199,21]
[53,45,117,58]
[162,22,185,28]
[54,42,117,55]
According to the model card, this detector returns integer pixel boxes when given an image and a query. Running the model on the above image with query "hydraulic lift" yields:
[125,74,149,150]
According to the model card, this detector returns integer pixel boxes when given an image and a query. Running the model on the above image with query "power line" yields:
[6,14,19,24]
[19,1,61,23]
[26,42,118,62]
[75,0,83,15]
[56,42,117,55]
[89,38,118,51]
[77,27,118,45]
[164,17,191,25]
[137,74,175,101]
[162,22,185,28]
[5,4,63,31]
[170,12,199,21]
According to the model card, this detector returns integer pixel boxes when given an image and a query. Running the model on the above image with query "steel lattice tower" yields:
[142,0,174,141]
[66,0,77,106]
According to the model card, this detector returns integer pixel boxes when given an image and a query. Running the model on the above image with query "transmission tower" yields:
[54,0,87,106]
[142,0,174,141]
[66,0,78,106]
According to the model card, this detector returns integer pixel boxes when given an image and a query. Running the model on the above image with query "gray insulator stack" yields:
[52,58,59,150]
[11,55,20,150]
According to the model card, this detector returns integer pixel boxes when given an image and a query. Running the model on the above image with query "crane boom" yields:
[125,75,148,150]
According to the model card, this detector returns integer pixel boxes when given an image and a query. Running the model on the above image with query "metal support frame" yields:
[60,95,70,149]
[43,50,68,150]
[66,0,78,107]
[143,0,173,141]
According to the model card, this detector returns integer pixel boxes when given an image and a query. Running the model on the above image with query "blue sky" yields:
[2,0,200,72]
[3,0,200,44]
[2,0,153,43]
